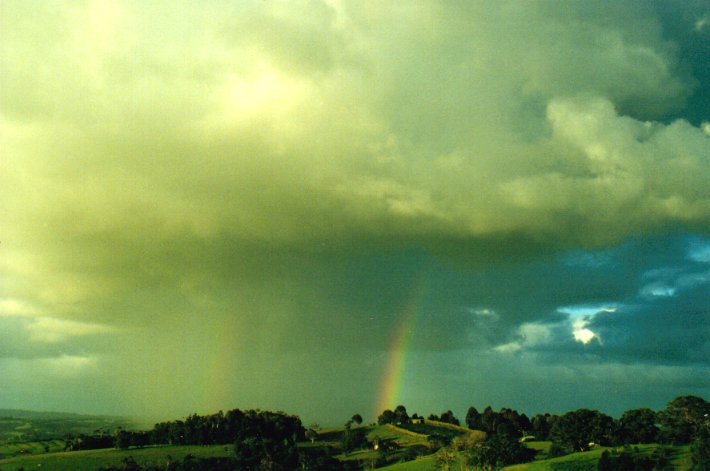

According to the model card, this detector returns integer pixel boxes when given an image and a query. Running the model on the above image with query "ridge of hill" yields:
[0,409,126,420]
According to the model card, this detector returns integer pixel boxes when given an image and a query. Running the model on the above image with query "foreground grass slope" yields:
[0,439,65,459]
[377,442,694,471]
[504,443,692,470]
[0,444,234,471]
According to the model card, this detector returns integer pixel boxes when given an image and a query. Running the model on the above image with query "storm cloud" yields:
[1,0,708,422]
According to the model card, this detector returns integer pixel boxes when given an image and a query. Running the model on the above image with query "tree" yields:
[465,406,482,430]
[298,447,344,470]
[351,414,363,425]
[114,429,132,450]
[305,428,318,444]
[340,427,367,453]
[466,433,535,468]
[438,410,460,426]
[659,395,710,444]
[377,409,395,425]
[234,435,299,470]
[550,409,615,453]
[434,446,456,470]
[233,410,303,470]
[690,424,710,471]
[618,408,659,444]
[393,405,410,425]
[451,430,487,451]
[306,422,320,443]
[531,413,553,440]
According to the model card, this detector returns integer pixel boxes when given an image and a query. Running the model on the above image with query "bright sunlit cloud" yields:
[0,298,38,317]
[572,319,598,345]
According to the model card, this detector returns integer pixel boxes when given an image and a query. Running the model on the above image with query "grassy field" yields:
[367,425,431,446]
[503,443,692,471]
[0,439,65,459]
[0,411,133,444]
[0,444,234,471]
[396,422,465,444]
[378,442,694,471]
[379,454,437,470]
[335,424,434,467]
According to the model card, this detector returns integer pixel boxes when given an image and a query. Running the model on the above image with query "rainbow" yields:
[375,278,427,418]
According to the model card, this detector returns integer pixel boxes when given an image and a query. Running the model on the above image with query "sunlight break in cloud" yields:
[558,304,618,345]
[572,318,597,345]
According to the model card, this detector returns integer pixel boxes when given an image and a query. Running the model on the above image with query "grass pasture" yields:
[503,443,692,470]
[378,442,693,471]
[367,425,430,446]
[379,454,437,470]
[0,444,235,471]
[397,422,467,445]
[0,439,65,459]
[0,412,132,444]
[336,424,438,468]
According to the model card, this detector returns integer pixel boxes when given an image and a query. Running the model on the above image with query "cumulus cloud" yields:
[0,298,38,317]
[688,238,710,262]
[25,317,117,343]
[2,1,708,256]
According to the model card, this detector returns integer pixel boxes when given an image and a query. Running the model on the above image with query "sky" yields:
[0,0,709,426]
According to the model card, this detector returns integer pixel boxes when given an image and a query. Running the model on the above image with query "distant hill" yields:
[0,409,135,444]
[0,409,122,420]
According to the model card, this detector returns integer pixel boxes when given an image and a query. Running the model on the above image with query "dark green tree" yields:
[377,409,395,425]
[466,433,535,468]
[481,406,496,433]
[351,413,363,425]
[618,408,659,444]
[690,424,710,470]
[550,409,615,453]
[234,435,299,470]
[465,406,482,430]
[531,413,552,440]
[393,405,410,425]
[305,428,318,444]
[114,429,132,450]
[340,426,367,453]
[659,395,710,444]
[298,446,344,470]
[438,410,460,426]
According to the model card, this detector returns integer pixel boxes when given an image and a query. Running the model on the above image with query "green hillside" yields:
[0,411,133,444]
[377,442,694,471]
[503,443,692,471]
[0,444,234,471]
